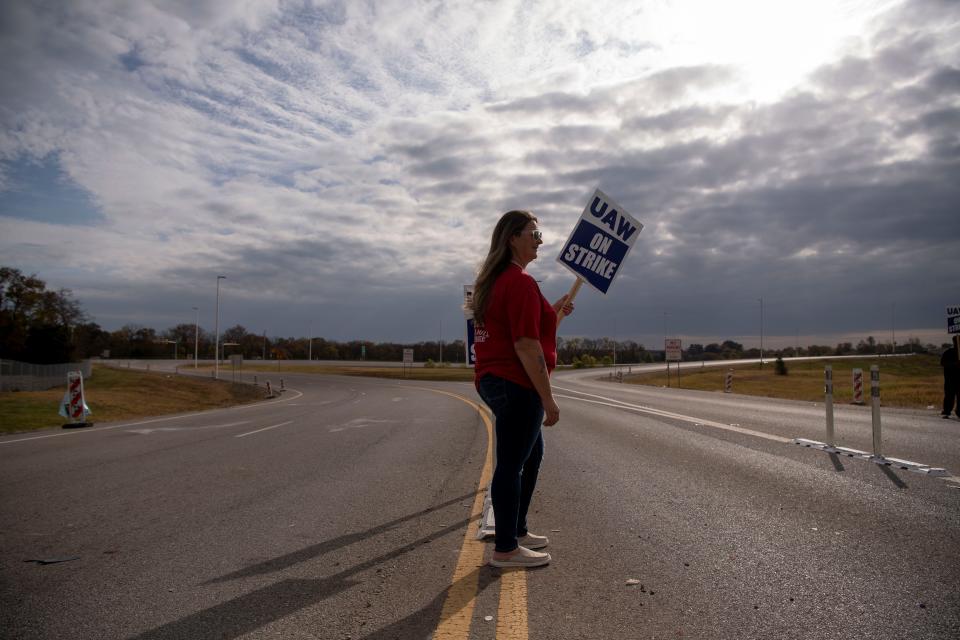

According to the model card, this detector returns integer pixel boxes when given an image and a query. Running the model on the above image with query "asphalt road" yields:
[1,367,958,639]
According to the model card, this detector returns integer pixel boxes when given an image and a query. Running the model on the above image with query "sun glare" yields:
[637,0,897,102]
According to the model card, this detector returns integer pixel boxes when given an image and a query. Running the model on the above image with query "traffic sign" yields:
[665,338,682,362]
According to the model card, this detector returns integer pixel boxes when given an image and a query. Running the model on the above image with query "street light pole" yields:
[662,311,669,360]
[308,321,312,362]
[759,297,764,367]
[891,302,896,354]
[215,275,226,379]
[193,306,199,369]
[612,317,617,367]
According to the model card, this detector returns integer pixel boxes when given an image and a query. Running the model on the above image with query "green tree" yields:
[73,322,111,358]
[1,266,86,362]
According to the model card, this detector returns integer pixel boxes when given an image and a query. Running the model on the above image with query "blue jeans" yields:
[477,374,545,553]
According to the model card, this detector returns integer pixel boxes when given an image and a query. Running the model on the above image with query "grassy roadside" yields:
[621,355,943,409]
[0,365,265,434]
[198,362,476,382]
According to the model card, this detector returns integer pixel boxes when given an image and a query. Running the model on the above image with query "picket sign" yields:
[463,284,476,366]
[556,189,643,323]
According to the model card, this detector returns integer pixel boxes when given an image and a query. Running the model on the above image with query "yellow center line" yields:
[411,387,527,640]
[496,567,528,638]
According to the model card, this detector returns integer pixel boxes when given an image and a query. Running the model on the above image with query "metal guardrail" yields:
[0,359,93,392]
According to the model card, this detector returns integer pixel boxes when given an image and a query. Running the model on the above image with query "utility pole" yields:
[193,306,199,369]
[759,297,764,368]
[891,302,896,354]
[214,275,225,379]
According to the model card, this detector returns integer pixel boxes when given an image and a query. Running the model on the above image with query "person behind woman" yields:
[472,210,574,568]
[942,338,960,419]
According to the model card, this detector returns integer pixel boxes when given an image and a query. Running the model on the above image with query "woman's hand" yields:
[542,397,560,426]
[553,294,575,317]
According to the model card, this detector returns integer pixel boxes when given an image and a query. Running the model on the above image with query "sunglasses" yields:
[517,229,543,241]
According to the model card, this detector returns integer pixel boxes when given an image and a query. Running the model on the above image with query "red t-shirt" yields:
[474,264,558,389]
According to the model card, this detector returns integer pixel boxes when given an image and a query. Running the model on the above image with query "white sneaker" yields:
[518,532,549,549]
[489,545,551,568]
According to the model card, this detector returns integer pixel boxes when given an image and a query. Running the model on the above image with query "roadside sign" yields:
[665,338,682,362]
[463,284,474,315]
[466,318,476,366]
[402,348,414,365]
[464,284,476,366]
[948,305,960,334]
[556,188,643,294]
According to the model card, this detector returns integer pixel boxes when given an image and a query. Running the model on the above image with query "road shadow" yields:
[358,565,498,640]
[205,490,479,584]
[828,452,845,472]
[128,493,481,640]
[877,464,908,489]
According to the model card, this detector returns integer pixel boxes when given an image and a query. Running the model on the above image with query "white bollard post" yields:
[825,365,835,447]
[851,368,864,405]
[870,365,882,458]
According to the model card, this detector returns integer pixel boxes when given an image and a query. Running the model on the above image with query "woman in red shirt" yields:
[472,210,574,568]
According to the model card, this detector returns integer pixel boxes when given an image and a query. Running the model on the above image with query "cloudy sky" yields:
[2,0,958,349]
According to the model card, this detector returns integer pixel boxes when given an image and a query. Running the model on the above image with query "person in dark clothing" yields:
[941,340,960,418]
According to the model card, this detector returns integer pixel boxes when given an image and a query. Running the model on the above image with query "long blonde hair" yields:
[472,210,537,326]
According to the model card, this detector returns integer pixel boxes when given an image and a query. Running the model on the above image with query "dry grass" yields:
[0,365,265,434]
[207,362,477,382]
[623,355,943,409]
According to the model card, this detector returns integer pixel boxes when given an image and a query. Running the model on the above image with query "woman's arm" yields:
[514,337,560,426]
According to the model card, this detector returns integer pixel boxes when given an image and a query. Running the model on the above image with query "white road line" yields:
[553,386,791,444]
[0,388,304,446]
[128,420,251,435]
[235,421,293,438]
